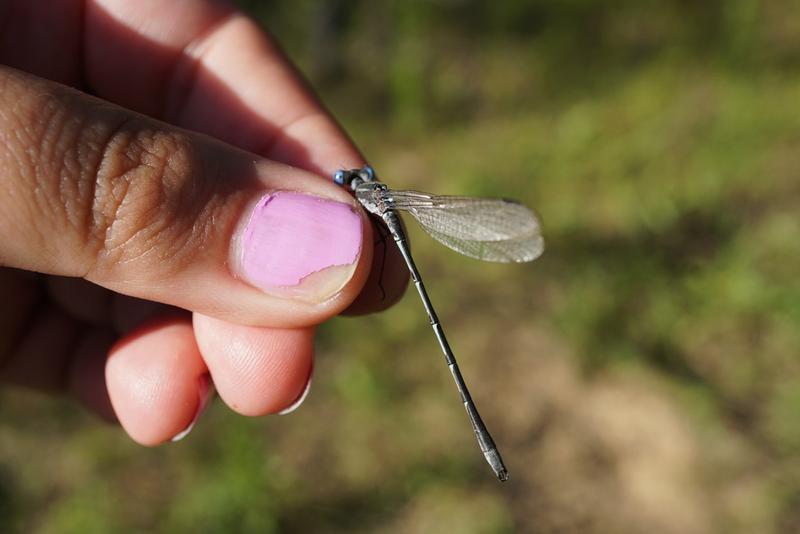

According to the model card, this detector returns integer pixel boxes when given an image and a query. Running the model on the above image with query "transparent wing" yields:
[382,190,544,263]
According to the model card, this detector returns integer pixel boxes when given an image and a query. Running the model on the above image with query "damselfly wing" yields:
[374,189,544,263]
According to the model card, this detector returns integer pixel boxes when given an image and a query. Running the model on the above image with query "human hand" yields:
[0,0,407,443]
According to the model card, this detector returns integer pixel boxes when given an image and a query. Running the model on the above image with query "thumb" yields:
[0,66,372,327]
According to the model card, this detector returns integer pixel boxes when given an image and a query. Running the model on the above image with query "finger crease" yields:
[161,9,241,123]
[257,110,326,157]
[81,114,134,278]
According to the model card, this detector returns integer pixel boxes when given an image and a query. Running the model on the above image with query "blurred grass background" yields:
[3,0,800,532]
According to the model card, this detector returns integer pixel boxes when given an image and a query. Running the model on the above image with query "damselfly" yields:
[334,165,544,481]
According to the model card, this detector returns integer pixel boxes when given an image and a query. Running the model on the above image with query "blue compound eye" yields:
[333,169,347,185]
[362,166,376,181]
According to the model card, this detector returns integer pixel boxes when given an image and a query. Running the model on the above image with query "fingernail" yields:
[279,360,313,415]
[235,192,363,301]
[172,374,215,442]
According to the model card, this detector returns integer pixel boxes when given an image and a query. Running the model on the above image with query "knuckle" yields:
[86,122,210,280]
[0,67,221,281]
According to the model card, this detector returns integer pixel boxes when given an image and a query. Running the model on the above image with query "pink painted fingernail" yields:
[234,192,363,301]
[172,374,215,442]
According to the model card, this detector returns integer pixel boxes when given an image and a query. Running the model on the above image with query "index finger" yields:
[86,0,360,174]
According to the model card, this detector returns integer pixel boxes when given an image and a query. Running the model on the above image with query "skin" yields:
[0,0,408,445]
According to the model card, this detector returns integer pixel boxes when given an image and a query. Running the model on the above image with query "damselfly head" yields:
[333,166,377,190]
[359,166,376,182]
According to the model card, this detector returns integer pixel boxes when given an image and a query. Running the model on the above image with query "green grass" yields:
[3,2,800,532]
